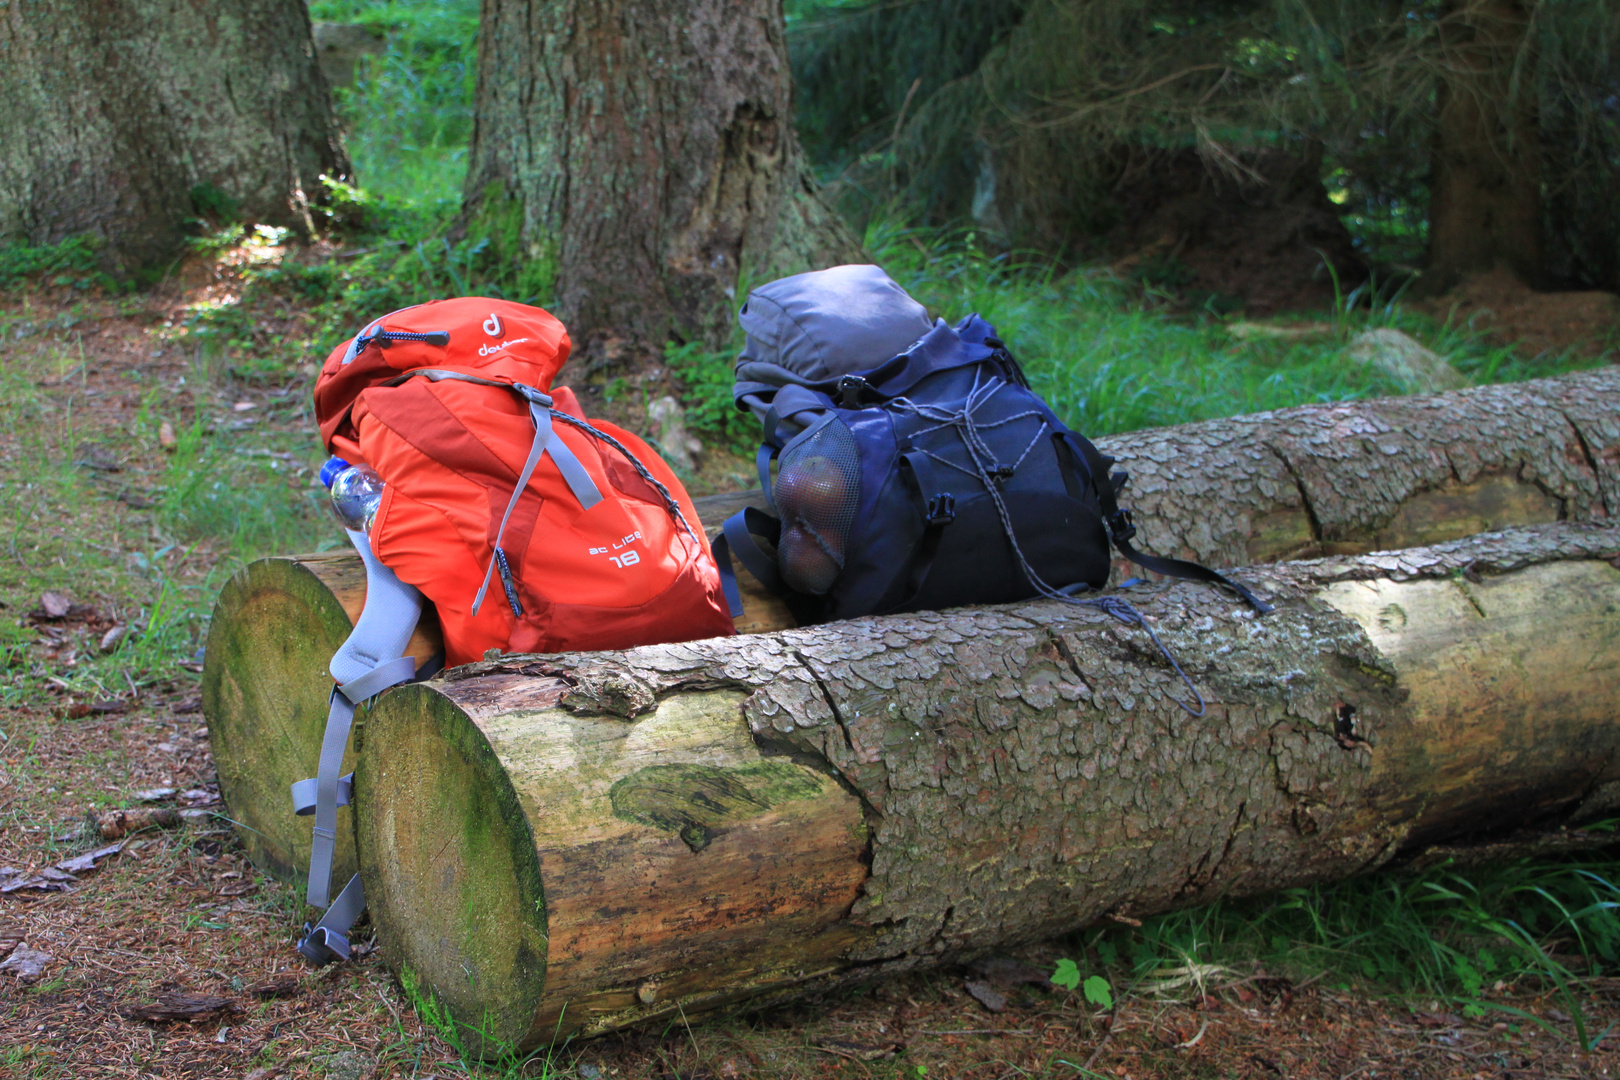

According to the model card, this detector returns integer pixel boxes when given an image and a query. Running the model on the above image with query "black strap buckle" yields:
[1108,508,1137,544]
[836,375,872,408]
[925,493,957,525]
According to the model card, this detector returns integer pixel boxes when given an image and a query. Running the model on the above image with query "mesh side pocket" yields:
[773,418,861,595]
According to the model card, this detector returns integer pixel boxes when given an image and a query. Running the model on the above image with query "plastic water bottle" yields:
[320,457,385,533]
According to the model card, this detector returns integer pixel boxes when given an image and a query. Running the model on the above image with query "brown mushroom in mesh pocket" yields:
[778,524,842,595]
[776,454,856,533]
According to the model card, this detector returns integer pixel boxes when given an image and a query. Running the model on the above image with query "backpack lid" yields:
[314,297,571,454]
[734,265,933,394]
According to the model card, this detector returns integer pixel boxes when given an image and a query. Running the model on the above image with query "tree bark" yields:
[1425,0,1545,289]
[0,0,348,276]
[356,522,1620,1051]
[202,367,1620,888]
[463,0,861,353]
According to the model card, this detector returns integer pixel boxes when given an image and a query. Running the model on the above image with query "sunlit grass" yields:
[668,219,1604,453]
[865,221,1604,437]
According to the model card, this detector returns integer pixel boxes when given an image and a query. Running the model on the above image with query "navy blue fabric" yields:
[741,313,1114,623]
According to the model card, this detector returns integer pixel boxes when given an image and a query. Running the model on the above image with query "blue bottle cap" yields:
[319,457,351,488]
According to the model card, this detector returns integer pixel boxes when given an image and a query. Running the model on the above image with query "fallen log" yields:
[203,368,1620,885]
[356,522,1620,1052]
[1113,365,1618,566]
[201,490,782,886]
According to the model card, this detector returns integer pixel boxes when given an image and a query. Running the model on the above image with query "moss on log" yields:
[203,368,1620,887]
[355,522,1620,1052]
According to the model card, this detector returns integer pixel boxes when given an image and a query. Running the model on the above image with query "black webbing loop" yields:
[1064,433,1272,615]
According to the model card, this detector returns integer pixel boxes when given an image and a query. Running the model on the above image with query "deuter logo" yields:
[477,336,531,357]
[482,313,503,337]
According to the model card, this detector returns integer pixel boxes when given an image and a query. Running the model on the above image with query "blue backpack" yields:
[714,266,1267,711]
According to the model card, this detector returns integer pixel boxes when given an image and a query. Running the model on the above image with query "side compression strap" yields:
[1064,433,1272,614]
[473,395,603,616]
[291,528,425,966]
[299,873,367,965]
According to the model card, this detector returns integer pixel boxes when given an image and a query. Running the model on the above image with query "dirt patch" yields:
[1416,268,1620,360]
[1108,149,1366,316]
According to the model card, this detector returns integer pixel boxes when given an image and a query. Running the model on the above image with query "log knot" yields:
[560,669,660,719]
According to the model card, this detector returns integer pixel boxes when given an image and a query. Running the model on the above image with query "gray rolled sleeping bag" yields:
[734,264,934,426]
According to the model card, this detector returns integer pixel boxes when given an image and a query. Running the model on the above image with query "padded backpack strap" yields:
[712,507,785,618]
[290,528,425,965]
[1063,433,1272,614]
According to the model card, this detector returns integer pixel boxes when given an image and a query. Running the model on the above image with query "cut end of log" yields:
[202,555,440,885]
[359,682,549,1058]
[358,677,872,1051]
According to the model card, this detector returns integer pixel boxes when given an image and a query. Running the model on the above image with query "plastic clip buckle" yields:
[925,493,957,526]
[836,375,871,408]
[1108,508,1137,544]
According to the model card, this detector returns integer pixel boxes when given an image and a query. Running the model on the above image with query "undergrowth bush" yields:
[0,236,114,291]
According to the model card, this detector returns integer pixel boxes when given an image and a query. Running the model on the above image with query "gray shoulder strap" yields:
[290,528,424,965]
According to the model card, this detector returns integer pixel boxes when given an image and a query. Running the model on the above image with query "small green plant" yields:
[189,183,241,224]
[0,235,112,291]
[664,339,756,453]
[1051,958,1114,1008]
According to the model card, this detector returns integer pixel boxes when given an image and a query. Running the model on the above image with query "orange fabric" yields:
[314,297,734,666]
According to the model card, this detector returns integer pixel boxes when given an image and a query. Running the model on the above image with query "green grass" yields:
[866,222,1604,437]
[310,0,480,206]
[667,220,1606,453]
[0,313,330,708]
[1058,847,1620,1049]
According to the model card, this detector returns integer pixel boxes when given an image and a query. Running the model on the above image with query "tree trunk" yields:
[202,367,1620,889]
[356,522,1620,1051]
[0,0,348,276]
[1425,0,1544,290]
[462,0,860,355]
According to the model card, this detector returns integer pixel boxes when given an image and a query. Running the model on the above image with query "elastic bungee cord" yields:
[892,373,1207,717]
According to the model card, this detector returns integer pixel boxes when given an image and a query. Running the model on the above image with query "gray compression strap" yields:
[293,528,423,940]
[472,396,603,615]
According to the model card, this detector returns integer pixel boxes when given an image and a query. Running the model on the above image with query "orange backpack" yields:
[292,298,734,966]
[313,297,735,666]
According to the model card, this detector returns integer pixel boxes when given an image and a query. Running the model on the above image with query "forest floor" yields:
[2,252,1619,1080]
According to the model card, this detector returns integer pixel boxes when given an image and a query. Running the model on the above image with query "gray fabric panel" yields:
[737,264,932,383]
